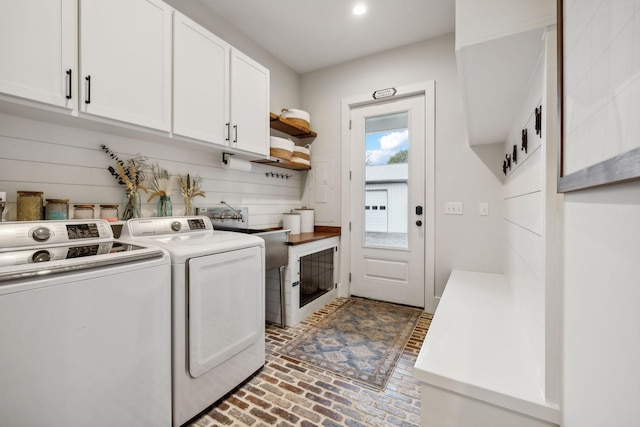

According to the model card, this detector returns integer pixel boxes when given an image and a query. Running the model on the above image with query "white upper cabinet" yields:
[0,0,77,111]
[173,11,230,146]
[173,12,269,157]
[0,0,269,154]
[79,0,172,132]
[229,49,270,156]
[455,0,555,146]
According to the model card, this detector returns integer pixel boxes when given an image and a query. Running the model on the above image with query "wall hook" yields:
[521,128,528,153]
[265,171,293,179]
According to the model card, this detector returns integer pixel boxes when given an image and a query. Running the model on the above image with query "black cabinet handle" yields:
[65,69,72,100]
[225,122,230,141]
[512,144,518,164]
[233,125,238,143]
[85,75,91,104]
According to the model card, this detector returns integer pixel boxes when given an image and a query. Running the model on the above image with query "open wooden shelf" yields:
[252,156,311,170]
[270,112,317,138]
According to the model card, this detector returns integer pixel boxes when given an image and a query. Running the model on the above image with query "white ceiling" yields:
[199,0,456,74]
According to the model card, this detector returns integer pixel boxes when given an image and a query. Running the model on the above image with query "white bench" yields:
[414,270,560,427]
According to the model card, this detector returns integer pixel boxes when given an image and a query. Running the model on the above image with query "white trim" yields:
[341,81,437,312]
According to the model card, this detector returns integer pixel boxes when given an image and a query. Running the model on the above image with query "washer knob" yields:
[31,250,51,263]
[170,221,182,232]
[32,227,51,242]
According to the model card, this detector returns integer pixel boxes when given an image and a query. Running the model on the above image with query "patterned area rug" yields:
[279,297,422,390]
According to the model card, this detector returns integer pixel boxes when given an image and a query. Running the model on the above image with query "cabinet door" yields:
[0,0,77,110]
[230,49,269,156]
[173,11,229,145]
[79,0,172,131]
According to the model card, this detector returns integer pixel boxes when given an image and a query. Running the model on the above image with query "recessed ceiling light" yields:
[353,4,367,16]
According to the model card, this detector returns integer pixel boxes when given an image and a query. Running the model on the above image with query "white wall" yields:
[0,112,304,227]
[502,54,546,392]
[300,34,503,297]
[560,2,640,424]
[501,28,560,405]
[455,0,555,49]
[562,181,640,426]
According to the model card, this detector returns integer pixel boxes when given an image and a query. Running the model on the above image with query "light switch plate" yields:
[479,202,489,216]
[445,202,463,215]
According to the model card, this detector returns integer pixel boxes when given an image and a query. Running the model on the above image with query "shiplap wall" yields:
[0,112,304,228]
[503,47,546,386]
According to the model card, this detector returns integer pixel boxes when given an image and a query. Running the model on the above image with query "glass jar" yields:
[74,204,95,219]
[46,199,69,220]
[122,190,141,220]
[157,196,172,217]
[99,204,119,222]
[17,191,44,221]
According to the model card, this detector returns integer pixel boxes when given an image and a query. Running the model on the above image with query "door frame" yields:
[340,81,437,313]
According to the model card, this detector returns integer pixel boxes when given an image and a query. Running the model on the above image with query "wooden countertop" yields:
[287,226,341,245]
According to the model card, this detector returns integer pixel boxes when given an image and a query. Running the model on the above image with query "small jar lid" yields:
[74,204,95,209]
[46,198,69,203]
[17,191,44,196]
[100,204,119,209]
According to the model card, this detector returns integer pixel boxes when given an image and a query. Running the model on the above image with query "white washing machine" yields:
[119,216,266,426]
[0,219,172,427]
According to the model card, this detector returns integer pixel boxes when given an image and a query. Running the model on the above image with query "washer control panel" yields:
[0,220,112,250]
[121,216,212,237]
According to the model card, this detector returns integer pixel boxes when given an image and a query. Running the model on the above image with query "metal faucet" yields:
[220,201,245,222]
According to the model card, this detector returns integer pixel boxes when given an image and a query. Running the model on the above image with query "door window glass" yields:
[363,112,409,248]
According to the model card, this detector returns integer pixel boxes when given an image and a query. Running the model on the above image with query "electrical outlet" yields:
[444,202,463,215]
[479,202,489,216]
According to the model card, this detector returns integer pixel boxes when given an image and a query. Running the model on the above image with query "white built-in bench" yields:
[414,270,560,427]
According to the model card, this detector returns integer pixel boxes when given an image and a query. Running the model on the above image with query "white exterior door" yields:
[173,11,230,146]
[229,49,270,156]
[349,93,431,308]
[79,0,172,131]
[0,0,77,110]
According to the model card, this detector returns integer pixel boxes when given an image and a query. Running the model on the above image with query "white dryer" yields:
[120,216,265,426]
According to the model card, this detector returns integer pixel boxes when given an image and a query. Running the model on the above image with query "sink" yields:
[216,226,289,270]
[195,206,290,270]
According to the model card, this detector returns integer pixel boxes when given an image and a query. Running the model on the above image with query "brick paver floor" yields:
[187,297,433,427]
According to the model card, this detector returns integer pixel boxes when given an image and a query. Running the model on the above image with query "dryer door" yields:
[187,246,264,378]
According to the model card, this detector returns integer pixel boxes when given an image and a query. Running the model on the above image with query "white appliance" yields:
[0,219,171,427]
[119,216,266,426]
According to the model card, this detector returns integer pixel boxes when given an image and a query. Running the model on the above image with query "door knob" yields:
[416,220,423,226]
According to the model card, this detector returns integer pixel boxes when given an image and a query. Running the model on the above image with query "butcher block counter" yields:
[287,226,341,245]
